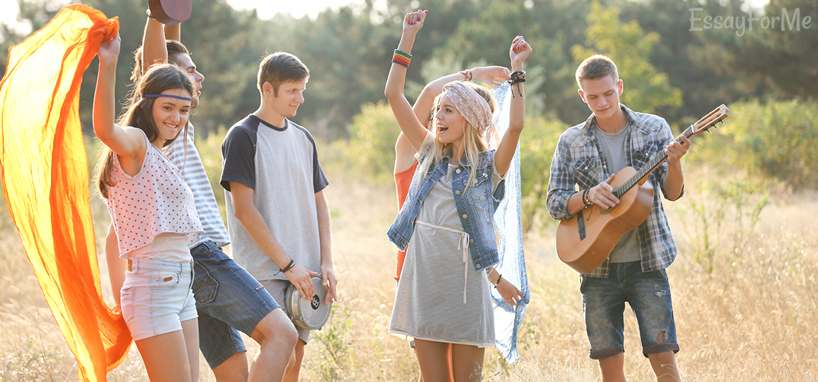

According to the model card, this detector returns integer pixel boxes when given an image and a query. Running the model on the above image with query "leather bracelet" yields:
[281,259,296,273]
[583,189,593,206]
[508,70,526,84]
[496,274,503,286]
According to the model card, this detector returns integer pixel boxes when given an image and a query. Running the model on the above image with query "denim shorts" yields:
[260,279,311,344]
[191,241,280,369]
[120,258,197,341]
[580,261,680,359]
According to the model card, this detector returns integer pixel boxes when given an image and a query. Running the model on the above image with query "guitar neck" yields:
[613,125,696,198]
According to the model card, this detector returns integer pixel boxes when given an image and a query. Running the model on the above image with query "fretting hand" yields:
[664,135,691,166]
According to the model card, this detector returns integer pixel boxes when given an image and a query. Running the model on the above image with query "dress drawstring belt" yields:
[416,220,470,304]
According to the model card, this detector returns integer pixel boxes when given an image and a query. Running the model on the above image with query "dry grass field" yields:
[1,150,817,380]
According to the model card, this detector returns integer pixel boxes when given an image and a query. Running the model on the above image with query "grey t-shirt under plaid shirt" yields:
[545,105,683,278]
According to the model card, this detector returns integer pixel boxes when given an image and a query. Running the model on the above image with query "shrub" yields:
[689,99,818,190]
[519,115,569,232]
[346,101,399,184]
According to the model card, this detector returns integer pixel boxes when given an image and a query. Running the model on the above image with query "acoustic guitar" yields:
[557,105,729,274]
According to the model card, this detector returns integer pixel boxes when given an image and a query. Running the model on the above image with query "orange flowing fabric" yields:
[0,5,130,381]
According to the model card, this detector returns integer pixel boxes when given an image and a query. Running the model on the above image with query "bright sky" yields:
[226,0,382,19]
[1,0,772,34]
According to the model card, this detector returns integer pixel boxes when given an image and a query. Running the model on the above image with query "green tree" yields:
[345,101,398,183]
[617,0,752,123]
[571,1,683,115]
[518,115,567,232]
[442,0,592,122]
[691,0,818,100]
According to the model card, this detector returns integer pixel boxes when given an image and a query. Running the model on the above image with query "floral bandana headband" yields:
[441,81,498,146]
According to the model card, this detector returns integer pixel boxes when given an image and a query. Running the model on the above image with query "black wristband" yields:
[583,189,593,206]
[281,259,296,273]
[508,70,526,84]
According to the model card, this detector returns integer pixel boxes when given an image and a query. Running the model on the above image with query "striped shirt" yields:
[164,123,230,248]
[545,105,682,278]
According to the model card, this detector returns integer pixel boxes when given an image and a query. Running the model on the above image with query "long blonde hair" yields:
[415,82,498,191]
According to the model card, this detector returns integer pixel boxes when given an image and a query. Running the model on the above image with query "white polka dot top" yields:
[106,131,203,256]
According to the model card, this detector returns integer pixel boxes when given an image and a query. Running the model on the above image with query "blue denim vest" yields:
[387,149,505,272]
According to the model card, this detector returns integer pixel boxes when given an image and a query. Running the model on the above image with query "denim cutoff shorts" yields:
[120,258,197,341]
[191,241,280,369]
[581,261,680,360]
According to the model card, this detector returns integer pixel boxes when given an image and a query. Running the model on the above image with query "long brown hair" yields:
[95,64,194,199]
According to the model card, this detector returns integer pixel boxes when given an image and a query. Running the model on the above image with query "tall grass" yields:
[1,119,817,380]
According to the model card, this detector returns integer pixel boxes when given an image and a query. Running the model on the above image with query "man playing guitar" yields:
[546,54,688,382]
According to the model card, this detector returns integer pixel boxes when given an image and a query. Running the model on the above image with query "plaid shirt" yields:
[546,105,682,278]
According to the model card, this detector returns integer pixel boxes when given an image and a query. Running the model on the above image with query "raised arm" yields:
[494,36,532,177]
[384,10,429,151]
[141,12,182,75]
[395,66,511,173]
[93,33,146,160]
[413,66,510,128]
[141,18,167,76]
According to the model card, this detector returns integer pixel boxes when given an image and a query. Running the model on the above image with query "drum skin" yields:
[148,0,192,25]
[285,276,331,330]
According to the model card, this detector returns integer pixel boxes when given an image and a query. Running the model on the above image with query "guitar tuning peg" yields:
[706,129,713,135]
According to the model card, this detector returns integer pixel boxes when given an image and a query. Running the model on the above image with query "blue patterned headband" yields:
[143,94,192,101]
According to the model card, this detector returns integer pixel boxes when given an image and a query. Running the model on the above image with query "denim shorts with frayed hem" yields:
[121,258,197,341]
[192,241,280,369]
[581,261,680,360]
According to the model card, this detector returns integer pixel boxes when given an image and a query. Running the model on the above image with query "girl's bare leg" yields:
[135,324,197,382]
[451,344,484,382]
[415,339,454,382]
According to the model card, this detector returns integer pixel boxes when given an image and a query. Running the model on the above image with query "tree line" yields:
[2,0,815,138]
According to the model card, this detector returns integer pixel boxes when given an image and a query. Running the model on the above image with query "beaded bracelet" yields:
[459,70,473,82]
[392,49,412,68]
[583,189,593,207]
[281,259,296,273]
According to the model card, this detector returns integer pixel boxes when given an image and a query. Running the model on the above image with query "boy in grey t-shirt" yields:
[220,52,337,382]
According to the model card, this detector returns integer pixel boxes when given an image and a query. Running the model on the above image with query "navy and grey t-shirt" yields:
[221,114,329,281]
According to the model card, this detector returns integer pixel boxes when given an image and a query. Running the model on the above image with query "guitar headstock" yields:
[689,104,729,137]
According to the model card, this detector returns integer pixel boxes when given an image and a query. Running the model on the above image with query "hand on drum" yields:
[285,263,318,300]
[320,264,338,304]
